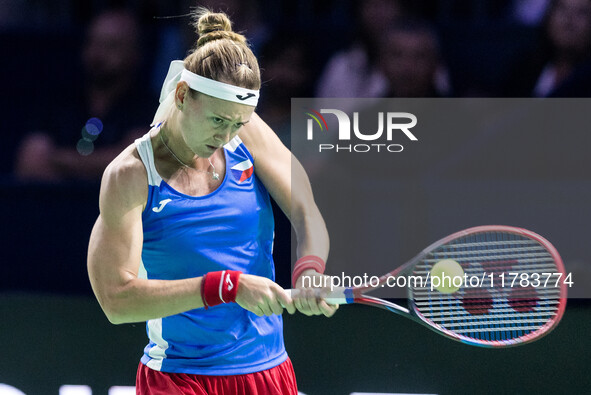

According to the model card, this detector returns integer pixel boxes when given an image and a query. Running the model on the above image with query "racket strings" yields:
[409,231,564,345]
[413,298,560,309]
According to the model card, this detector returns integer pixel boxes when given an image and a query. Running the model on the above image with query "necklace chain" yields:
[159,129,220,180]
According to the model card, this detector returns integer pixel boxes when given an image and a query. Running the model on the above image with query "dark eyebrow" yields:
[212,114,250,125]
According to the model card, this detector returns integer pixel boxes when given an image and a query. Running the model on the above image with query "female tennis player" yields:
[87,8,336,394]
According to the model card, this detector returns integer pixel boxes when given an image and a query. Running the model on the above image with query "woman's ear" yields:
[174,81,190,109]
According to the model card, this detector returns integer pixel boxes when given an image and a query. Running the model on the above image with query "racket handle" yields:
[285,287,353,305]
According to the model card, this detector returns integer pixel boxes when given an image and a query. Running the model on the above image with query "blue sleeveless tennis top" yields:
[135,130,287,375]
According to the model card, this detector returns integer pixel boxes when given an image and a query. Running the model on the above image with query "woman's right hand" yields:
[235,274,296,316]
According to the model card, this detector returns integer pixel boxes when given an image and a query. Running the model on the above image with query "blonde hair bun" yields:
[193,8,247,47]
[185,7,260,90]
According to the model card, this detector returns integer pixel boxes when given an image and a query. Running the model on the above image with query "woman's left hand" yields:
[293,270,339,317]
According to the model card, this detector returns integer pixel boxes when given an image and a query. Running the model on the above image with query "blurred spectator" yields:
[14,8,154,182]
[257,33,315,147]
[150,0,270,97]
[504,0,591,96]
[378,20,451,97]
[315,0,406,98]
[200,0,270,52]
[510,0,552,26]
[0,0,73,31]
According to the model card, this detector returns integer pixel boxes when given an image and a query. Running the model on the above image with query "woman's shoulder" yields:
[99,142,149,213]
[105,142,146,181]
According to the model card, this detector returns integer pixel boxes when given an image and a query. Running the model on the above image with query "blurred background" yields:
[1,0,590,394]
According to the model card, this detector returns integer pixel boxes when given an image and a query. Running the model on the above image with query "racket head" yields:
[399,225,567,347]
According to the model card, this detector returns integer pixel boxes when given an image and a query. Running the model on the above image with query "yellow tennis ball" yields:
[430,259,464,294]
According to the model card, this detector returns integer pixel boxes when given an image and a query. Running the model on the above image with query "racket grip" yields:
[285,287,353,305]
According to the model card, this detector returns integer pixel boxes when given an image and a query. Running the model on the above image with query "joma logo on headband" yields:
[236,93,256,101]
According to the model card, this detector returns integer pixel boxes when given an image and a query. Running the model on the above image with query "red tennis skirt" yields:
[136,358,298,395]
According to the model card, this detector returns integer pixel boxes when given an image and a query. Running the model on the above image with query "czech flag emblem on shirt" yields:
[231,159,254,183]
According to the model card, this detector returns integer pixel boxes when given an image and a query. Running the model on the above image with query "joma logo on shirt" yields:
[152,199,172,213]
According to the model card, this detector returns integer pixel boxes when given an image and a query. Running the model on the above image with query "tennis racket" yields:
[288,225,568,347]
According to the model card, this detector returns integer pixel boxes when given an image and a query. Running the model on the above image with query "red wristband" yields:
[292,255,326,288]
[201,270,241,309]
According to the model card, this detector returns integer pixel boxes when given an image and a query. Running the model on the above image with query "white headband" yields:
[152,60,259,125]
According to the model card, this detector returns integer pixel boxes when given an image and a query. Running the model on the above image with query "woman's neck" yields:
[159,121,197,167]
